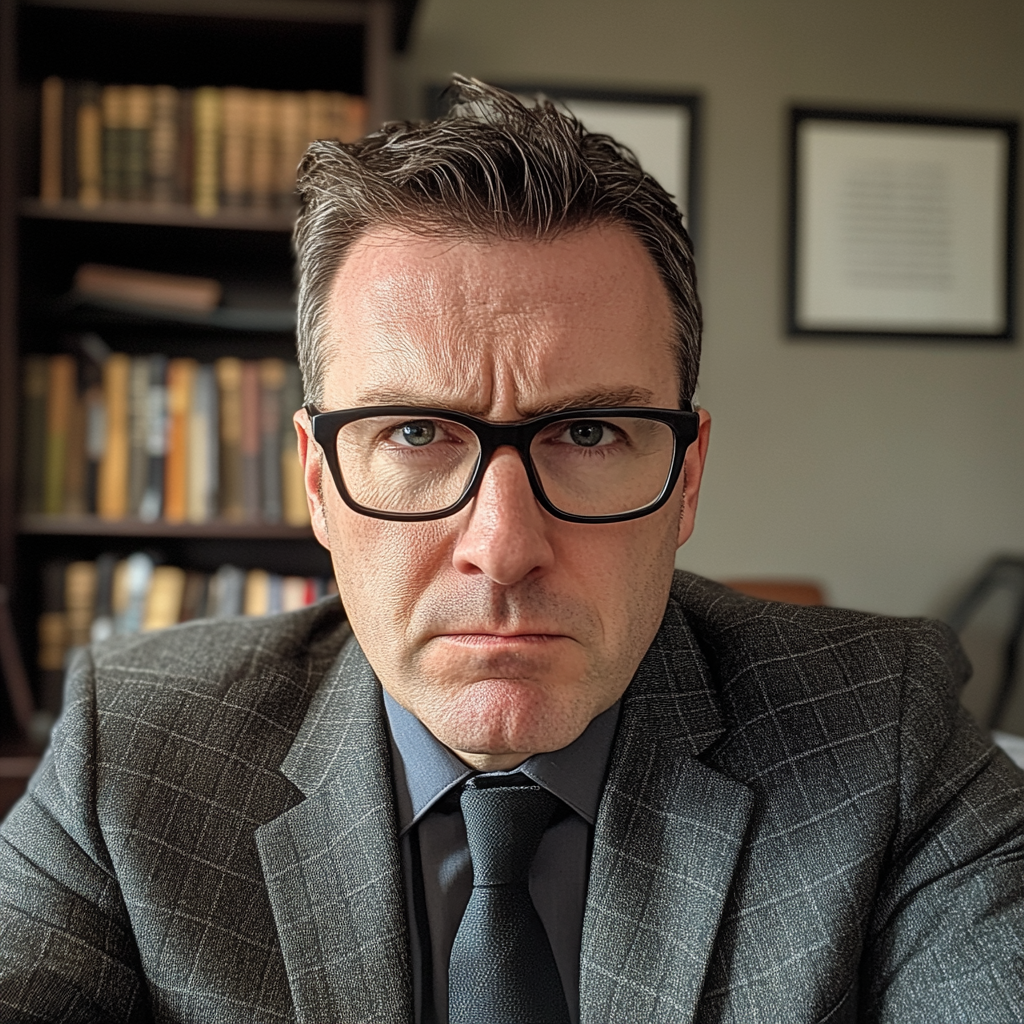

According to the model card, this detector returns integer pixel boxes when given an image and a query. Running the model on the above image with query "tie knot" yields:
[460,783,560,886]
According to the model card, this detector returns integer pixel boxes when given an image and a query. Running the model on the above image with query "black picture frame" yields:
[426,83,701,247]
[787,107,1017,341]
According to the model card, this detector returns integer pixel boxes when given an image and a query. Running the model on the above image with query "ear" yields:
[676,407,711,548]
[294,408,332,549]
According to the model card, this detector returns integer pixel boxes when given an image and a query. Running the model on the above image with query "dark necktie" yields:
[448,780,571,1024]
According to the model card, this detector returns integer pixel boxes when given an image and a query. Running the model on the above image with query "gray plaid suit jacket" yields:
[1,571,1022,1023]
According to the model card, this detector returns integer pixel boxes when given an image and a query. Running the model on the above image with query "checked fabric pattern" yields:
[0,570,1021,1023]
[448,782,570,1024]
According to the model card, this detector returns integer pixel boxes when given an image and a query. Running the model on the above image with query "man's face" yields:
[296,222,710,768]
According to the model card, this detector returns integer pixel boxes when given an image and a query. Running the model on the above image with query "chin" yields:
[426,678,591,757]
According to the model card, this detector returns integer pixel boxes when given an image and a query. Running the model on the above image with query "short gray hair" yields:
[294,75,701,407]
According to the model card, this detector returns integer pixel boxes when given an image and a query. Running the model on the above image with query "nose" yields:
[451,446,555,585]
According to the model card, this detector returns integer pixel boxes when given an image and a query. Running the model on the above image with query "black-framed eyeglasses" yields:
[307,404,699,524]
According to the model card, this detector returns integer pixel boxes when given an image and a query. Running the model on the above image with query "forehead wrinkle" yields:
[352,332,499,415]
[350,382,658,419]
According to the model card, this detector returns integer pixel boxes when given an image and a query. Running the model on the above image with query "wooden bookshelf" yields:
[0,0,404,737]
[20,514,314,540]
[21,197,296,232]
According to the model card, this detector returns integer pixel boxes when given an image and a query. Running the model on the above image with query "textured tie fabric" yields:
[448,781,571,1024]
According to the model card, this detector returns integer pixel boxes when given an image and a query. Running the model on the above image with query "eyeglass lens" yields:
[335,413,677,517]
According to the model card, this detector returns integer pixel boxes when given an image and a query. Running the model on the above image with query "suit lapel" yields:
[581,597,754,1024]
[256,632,412,1024]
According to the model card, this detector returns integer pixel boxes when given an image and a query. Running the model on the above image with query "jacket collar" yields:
[580,591,754,1024]
[255,631,413,1024]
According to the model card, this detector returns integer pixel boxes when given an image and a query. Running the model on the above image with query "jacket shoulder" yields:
[71,597,352,760]
[670,569,968,697]
[87,596,349,700]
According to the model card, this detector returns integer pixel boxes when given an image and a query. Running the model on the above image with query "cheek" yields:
[331,516,448,626]
[560,506,680,619]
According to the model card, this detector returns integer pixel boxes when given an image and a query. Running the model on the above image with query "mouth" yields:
[434,632,570,647]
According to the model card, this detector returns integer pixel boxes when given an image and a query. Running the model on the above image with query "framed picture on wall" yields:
[787,108,1018,340]
[427,84,701,245]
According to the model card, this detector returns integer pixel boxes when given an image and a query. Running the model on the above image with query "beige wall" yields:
[395,0,1024,621]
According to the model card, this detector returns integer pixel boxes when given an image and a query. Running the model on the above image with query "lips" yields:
[436,632,568,644]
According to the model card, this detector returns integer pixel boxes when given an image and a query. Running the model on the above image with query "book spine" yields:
[74,264,221,312]
[333,92,357,143]
[240,360,261,521]
[101,84,127,202]
[117,552,153,634]
[280,362,310,526]
[39,76,64,204]
[205,368,220,520]
[163,357,196,523]
[149,85,179,205]
[210,564,245,617]
[97,352,130,520]
[282,575,307,611]
[62,377,88,515]
[344,94,368,142]
[249,90,275,210]
[61,80,79,200]
[19,356,48,514]
[142,565,186,631]
[139,354,168,522]
[215,357,243,521]
[259,359,284,523]
[76,82,102,208]
[122,84,152,202]
[64,560,97,648]
[267,573,283,614]
[274,92,305,208]
[187,363,214,523]
[43,354,76,515]
[89,551,117,643]
[110,558,128,631]
[128,357,149,515]
[193,87,221,216]
[83,383,105,514]
[179,571,209,622]
[305,91,330,144]
[176,88,194,208]
[221,87,251,209]
[37,560,68,715]
[243,569,270,616]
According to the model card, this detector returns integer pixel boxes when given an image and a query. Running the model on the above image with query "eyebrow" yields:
[351,384,658,417]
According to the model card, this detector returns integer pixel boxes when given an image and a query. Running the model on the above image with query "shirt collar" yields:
[383,688,620,835]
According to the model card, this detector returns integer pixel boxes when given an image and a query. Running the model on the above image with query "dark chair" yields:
[946,556,1024,732]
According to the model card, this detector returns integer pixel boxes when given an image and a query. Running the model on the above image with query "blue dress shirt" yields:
[383,690,621,1024]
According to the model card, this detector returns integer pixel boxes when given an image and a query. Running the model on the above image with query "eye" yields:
[391,420,437,447]
[564,420,614,447]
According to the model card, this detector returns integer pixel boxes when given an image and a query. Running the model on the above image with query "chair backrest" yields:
[722,579,826,607]
[945,556,1024,732]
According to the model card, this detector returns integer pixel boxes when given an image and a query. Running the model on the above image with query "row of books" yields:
[36,555,336,713]
[20,347,310,526]
[38,77,367,214]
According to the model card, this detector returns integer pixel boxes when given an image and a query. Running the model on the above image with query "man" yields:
[1,77,1022,1024]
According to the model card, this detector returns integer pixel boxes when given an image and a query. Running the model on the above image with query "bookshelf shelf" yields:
[21,198,296,233]
[20,514,315,541]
